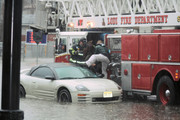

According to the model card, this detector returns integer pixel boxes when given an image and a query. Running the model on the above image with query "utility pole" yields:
[0,0,24,120]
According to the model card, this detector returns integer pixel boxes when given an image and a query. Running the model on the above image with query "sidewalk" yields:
[20,57,54,69]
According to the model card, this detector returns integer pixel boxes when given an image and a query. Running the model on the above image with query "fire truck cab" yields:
[54,30,88,62]
[54,29,108,63]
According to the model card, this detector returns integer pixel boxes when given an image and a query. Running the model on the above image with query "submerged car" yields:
[20,63,122,103]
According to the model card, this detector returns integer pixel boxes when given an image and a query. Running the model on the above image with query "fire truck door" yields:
[132,64,151,90]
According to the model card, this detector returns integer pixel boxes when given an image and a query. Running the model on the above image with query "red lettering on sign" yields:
[164,15,168,23]
[107,17,117,25]
[78,20,83,26]
[121,17,131,25]
[135,15,168,24]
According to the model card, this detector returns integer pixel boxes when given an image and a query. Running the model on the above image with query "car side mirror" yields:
[45,76,55,80]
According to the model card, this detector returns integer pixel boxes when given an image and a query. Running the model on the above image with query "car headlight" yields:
[76,85,89,91]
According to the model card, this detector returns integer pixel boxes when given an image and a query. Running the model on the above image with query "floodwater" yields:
[20,98,180,120]
[1,58,180,120]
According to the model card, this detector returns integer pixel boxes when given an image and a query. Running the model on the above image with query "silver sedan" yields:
[20,63,122,103]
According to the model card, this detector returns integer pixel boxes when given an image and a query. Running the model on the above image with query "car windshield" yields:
[55,66,97,79]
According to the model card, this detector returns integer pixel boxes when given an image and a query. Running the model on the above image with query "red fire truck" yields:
[120,32,180,105]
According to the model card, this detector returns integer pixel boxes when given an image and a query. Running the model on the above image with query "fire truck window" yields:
[72,38,81,45]
[57,38,67,53]
[110,38,121,51]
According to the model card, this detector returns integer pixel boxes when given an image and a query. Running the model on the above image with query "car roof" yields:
[39,63,77,68]
[28,63,80,75]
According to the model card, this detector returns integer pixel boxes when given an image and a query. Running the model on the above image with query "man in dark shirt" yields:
[85,40,110,78]
[83,40,95,61]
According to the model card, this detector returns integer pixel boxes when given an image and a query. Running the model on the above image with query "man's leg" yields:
[99,54,110,78]
[86,54,110,78]
[86,54,99,67]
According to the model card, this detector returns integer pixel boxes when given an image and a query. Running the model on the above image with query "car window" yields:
[55,66,97,79]
[56,38,67,54]
[79,67,97,77]
[31,67,54,79]
[72,38,81,46]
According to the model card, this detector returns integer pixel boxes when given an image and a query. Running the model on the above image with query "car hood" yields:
[58,78,120,91]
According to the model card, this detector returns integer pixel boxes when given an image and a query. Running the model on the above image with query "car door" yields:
[31,67,56,99]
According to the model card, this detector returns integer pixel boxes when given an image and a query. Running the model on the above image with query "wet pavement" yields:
[20,57,55,69]
[1,57,180,120]
[20,98,180,120]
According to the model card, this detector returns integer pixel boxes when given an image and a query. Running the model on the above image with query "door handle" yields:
[137,74,141,80]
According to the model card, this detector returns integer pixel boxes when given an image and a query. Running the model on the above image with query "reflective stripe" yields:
[69,58,86,64]
[79,53,83,56]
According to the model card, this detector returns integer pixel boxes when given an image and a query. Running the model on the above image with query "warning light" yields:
[87,21,94,28]
[68,22,74,27]
[175,71,179,79]
[124,69,128,76]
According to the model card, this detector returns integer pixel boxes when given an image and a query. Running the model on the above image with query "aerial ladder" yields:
[34,0,180,32]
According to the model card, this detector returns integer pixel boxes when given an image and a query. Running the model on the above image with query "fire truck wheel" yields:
[175,84,180,104]
[157,76,175,105]
[58,89,72,104]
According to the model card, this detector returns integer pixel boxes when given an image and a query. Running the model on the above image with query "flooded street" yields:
[20,98,180,120]
[0,58,180,120]
[1,0,180,119]
[19,58,180,120]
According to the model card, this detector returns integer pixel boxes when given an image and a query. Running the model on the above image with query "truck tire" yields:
[175,83,180,104]
[157,76,175,105]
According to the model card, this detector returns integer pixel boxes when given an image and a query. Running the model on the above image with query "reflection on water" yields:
[20,98,180,120]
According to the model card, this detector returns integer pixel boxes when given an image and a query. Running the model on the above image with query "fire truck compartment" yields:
[159,35,180,62]
[132,64,151,90]
[139,35,159,61]
[121,35,139,61]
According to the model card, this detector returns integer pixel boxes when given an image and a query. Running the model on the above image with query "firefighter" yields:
[84,40,110,78]
[69,37,86,63]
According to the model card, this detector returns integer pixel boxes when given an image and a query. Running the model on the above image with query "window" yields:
[79,67,97,77]
[56,38,67,54]
[72,38,81,46]
[55,66,97,79]
[109,38,121,51]
[31,67,54,79]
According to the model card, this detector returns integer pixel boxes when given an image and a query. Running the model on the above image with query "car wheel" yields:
[58,89,72,104]
[20,85,26,98]
[157,76,175,105]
